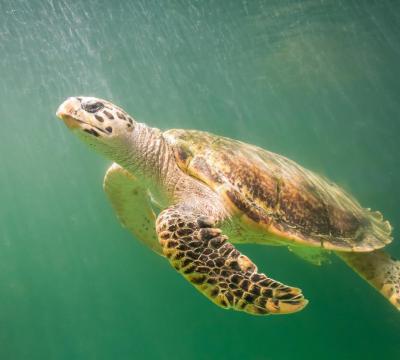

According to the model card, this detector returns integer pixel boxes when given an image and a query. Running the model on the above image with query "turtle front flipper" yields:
[156,204,308,315]
[104,163,163,256]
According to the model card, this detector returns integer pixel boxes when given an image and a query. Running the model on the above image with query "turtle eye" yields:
[82,101,104,113]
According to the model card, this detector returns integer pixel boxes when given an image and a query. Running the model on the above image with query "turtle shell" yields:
[164,129,392,252]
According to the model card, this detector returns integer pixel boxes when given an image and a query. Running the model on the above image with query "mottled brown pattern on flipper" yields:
[156,206,308,315]
[340,250,400,310]
[164,129,392,251]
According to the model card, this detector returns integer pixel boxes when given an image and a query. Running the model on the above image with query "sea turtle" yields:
[56,96,400,315]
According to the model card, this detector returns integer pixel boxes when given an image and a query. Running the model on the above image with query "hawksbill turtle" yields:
[56,96,400,315]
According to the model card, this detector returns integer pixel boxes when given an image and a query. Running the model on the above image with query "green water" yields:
[1,0,399,359]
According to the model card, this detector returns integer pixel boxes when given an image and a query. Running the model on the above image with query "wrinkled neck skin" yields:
[108,122,180,207]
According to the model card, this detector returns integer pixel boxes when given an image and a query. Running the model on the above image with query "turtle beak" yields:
[56,97,81,118]
[56,97,82,129]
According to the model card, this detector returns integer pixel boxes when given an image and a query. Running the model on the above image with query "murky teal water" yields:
[1,1,399,359]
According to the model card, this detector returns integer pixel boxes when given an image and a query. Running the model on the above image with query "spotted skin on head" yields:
[56,97,135,139]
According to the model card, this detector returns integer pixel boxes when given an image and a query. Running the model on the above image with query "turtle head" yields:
[56,96,136,158]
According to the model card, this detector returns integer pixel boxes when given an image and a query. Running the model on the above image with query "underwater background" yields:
[0,0,399,359]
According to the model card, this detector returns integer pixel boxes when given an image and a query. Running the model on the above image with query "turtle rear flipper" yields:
[339,250,400,310]
[156,201,308,315]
